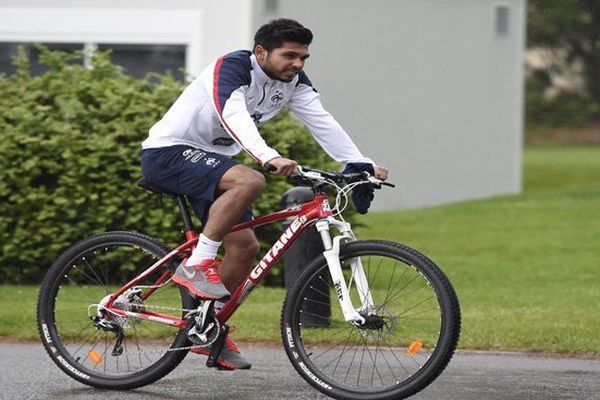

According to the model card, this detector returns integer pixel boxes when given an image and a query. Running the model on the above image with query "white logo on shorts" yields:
[182,149,206,163]
[205,157,221,168]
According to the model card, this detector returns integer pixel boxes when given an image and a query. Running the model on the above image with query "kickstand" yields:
[206,324,229,369]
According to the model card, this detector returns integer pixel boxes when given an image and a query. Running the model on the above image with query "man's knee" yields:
[219,165,266,195]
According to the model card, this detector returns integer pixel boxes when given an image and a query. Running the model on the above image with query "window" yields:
[495,5,510,36]
[0,42,186,80]
[264,0,279,13]
[98,44,186,80]
[0,42,80,75]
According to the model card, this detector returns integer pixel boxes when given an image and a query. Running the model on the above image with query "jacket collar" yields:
[250,53,271,85]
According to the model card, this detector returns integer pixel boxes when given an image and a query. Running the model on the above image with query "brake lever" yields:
[367,176,396,189]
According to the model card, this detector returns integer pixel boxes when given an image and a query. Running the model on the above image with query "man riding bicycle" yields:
[141,18,388,370]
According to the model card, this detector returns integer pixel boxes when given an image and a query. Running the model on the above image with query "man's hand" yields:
[266,157,299,176]
[374,166,388,181]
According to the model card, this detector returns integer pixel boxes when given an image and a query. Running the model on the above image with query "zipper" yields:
[257,82,268,106]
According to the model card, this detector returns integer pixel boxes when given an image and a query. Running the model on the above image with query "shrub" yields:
[0,46,342,284]
[525,70,600,130]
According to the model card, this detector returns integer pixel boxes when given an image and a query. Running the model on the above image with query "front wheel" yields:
[281,240,461,400]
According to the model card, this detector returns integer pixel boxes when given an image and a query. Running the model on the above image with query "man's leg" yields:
[219,228,260,293]
[202,164,266,241]
[173,164,265,299]
[189,167,262,371]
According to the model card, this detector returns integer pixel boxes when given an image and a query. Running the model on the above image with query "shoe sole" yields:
[172,274,230,300]
[190,348,252,370]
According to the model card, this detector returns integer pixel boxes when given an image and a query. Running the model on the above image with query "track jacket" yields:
[142,50,372,166]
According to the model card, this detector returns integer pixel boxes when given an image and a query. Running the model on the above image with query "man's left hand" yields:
[374,166,388,181]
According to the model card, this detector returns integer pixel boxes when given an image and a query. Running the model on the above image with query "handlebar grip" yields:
[263,162,277,173]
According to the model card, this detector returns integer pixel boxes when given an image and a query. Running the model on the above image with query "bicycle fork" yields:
[315,218,375,325]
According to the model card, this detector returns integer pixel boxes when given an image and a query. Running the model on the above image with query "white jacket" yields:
[142,50,372,166]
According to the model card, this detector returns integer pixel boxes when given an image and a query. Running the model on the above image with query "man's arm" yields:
[209,52,280,165]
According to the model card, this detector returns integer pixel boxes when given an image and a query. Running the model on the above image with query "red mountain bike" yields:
[37,166,460,400]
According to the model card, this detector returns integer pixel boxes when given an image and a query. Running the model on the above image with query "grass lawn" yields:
[1,147,599,355]
[355,147,600,354]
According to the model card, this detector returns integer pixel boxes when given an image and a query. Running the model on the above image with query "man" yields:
[141,19,388,370]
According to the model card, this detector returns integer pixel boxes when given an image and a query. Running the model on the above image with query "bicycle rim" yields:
[38,232,193,386]
[282,240,460,400]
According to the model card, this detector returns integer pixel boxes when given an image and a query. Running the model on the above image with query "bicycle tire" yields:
[281,240,461,400]
[37,231,196,390]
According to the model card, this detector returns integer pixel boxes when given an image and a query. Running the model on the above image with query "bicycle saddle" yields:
[137,177,182,198]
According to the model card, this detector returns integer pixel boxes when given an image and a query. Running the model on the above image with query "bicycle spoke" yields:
[81,256,108,292]
[43,234,188,382]
[288,241,460,397]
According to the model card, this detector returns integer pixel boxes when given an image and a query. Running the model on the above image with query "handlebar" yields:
[262,162,395,189]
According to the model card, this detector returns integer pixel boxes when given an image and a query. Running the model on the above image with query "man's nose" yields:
[293,58,304,69]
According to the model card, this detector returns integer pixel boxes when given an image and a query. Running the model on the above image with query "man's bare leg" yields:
[202,165,266,241]
[197,164,263,291]
[219,229,260,293]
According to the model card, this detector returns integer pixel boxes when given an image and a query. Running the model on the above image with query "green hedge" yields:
[0,46,341,284]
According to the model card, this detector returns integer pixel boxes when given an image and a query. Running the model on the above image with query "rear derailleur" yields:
[89,315,125,356]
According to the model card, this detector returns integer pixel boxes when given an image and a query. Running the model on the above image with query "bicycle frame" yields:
[103,193,372,330]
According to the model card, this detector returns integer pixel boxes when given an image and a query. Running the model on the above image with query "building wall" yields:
[254,0,526,210]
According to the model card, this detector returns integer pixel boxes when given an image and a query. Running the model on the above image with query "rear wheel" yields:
[37,231,196,389]
[281,240,461,400]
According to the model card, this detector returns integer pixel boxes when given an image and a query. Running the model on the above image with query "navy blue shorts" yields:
[141,145,253,225]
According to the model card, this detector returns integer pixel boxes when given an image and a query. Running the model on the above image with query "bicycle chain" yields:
[134,303,196,313]
[115,303,215,355]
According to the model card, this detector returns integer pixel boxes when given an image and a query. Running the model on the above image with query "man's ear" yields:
[254,45,267,62]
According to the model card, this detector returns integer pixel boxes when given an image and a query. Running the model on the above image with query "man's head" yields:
[253,19,313,82]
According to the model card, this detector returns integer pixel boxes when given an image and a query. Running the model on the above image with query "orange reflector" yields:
[406,340,424,356]
[88,350,103,365]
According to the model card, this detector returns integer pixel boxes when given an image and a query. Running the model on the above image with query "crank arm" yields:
[206,324,229,369]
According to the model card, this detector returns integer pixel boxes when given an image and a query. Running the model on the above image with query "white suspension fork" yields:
[315,219,374,323]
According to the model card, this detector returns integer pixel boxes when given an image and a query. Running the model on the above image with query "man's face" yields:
[256,42,310,82]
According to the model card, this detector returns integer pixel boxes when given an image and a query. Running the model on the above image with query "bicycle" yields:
[37,165,461,400]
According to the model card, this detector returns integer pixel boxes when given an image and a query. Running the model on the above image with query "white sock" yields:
[186,234,222,266]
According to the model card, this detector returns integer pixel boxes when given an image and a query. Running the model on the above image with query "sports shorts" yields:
[141,145,253,225]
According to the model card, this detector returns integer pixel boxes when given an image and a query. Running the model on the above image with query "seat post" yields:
[175,196,196,236]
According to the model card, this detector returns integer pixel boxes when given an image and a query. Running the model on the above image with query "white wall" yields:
[254,0,526,210]
[0,0,254,76]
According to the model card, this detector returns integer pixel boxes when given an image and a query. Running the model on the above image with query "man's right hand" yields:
[266,157,299,176]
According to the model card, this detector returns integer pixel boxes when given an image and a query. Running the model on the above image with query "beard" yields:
[262,60,300,82]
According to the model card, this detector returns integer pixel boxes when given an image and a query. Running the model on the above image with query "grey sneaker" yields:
[171,259,230,300]
[191,336,252,370]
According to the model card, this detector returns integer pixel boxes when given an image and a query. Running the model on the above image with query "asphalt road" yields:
[1,341,599,400]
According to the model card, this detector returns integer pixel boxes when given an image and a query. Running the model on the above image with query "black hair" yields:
[253,18,313,52]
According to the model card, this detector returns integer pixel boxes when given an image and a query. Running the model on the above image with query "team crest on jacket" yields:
[271,90,284,103]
